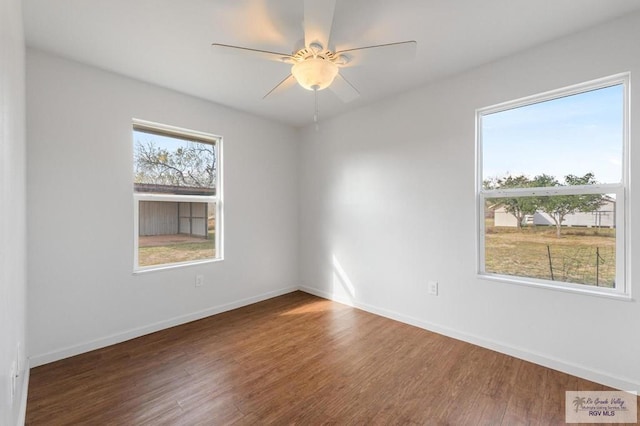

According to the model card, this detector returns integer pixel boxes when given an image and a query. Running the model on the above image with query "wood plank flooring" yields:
[26,291,638,425]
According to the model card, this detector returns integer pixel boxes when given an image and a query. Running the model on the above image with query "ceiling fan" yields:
[212,0,416,123]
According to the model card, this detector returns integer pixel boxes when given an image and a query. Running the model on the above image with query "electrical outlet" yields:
[428,281,438,296]
[195,274,204,287]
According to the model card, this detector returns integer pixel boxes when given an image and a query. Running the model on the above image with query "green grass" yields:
[138,232,215,267]
[485,220,615,287]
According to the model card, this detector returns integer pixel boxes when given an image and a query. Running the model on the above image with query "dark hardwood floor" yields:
[26,291,637,425]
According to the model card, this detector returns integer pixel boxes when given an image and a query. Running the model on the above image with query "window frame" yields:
[476,73,630,298]
[132,119,223,273]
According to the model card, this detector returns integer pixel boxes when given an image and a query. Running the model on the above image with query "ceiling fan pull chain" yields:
[314,88,320,131]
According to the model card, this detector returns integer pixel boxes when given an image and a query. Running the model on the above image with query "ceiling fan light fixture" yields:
[291,57,338,91]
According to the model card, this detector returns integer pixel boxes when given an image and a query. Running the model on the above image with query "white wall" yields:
[23,6,640,398]
[26,50,299,365]
[0,0,28,423]
[299,13,640,390]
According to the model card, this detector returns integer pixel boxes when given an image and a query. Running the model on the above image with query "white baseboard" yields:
[29,286,298,368]
[299,286,640,392]
[16,358,29,426]
[27,284,639,392]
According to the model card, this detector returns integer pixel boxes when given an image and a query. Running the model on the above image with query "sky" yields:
[481,84,623,185]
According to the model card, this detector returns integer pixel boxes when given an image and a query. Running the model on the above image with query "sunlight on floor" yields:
[279,300,334,315]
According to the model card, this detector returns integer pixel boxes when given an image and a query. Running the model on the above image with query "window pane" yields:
[482,84,623,185]
[133,130,216,195]
[484,195,616,287]
[138,201,216,267]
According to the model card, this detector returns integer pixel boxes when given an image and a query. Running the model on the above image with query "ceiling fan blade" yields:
[329,73,360,103]
[211,43,293,63]
[264,74,297,99]
[336,41,417,67]
[303,0,336,50]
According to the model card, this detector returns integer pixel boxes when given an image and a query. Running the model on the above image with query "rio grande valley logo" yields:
[566,391,637,423]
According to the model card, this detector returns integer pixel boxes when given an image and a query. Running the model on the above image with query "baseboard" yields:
[16,358,29,426]
[299,286,640,392]
[27,284,640,391]
[29,286,298,367]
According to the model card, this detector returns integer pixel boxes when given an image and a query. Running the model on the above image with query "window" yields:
[133,119,222,271]
[477,74,628,297]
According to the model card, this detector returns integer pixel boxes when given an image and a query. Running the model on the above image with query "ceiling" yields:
[23,0,640,127]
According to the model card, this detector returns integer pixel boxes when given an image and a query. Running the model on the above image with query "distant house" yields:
[139,201,210,237]
[136,183,214,238]
[493,197,615,228]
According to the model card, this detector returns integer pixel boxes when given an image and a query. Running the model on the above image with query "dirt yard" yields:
[139,234,208,247]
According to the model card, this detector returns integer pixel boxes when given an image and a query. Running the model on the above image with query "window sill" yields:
[478,272,632,301]
[133,257,223,275]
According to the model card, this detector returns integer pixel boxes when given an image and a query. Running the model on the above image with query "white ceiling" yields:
[23,0,640,127]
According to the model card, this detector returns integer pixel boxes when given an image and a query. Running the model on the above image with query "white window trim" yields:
[476,73,630,299]
[132,119,223,273]
[133,118,220,145]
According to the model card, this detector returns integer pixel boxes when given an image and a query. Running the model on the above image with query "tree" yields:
[134,140,216,189]
[492,175,538,230]
[572,396,586,413]
[533,172,605,238]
